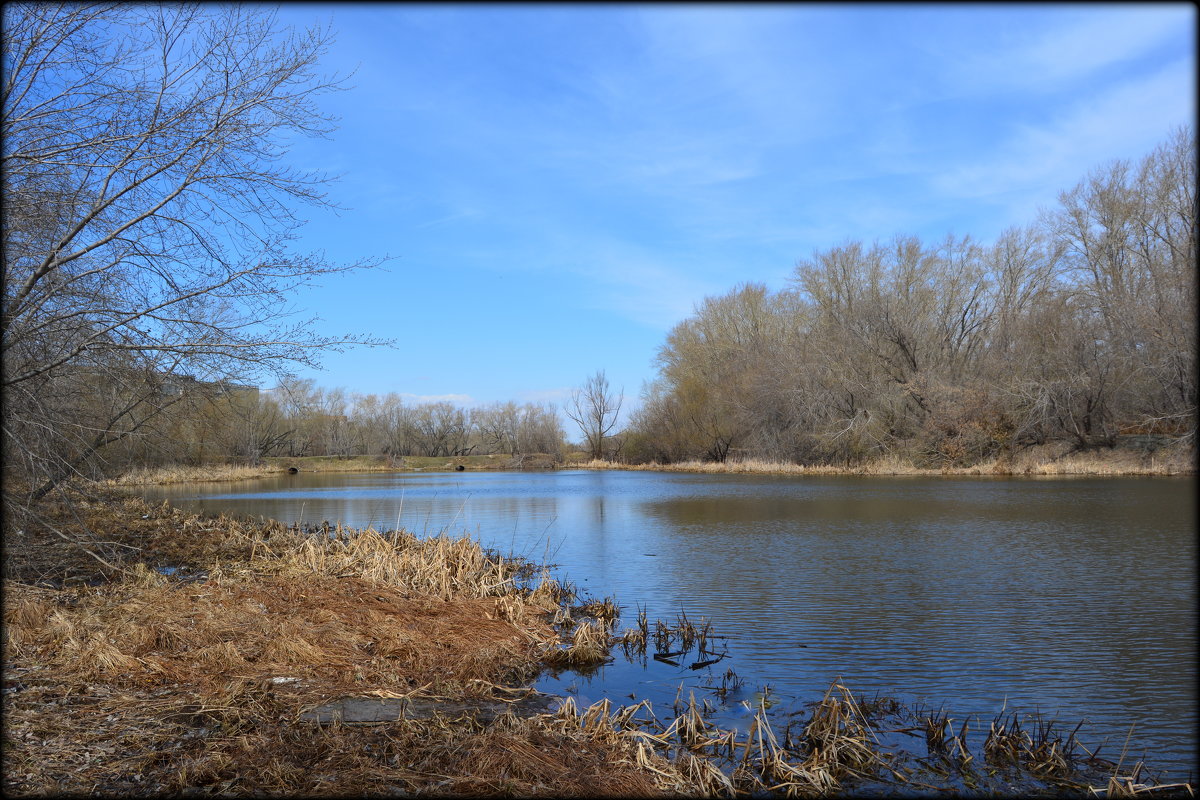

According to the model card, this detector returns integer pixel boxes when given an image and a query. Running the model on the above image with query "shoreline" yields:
[2,488,670,796]
[3,488,1194,796]
[104,441,1195,486]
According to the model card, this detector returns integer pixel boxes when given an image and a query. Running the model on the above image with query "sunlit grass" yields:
[106,453,564,485]
[576,443,1194,477]
[104,463,284,485]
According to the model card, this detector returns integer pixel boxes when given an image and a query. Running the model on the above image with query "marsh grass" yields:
[541,621,611,668]
[103,463,284,486]
[576,438,1194,477]
[1,489,676,796]
[1093,766,1196,798]
[575,595,620,629]
[105,453,565,487]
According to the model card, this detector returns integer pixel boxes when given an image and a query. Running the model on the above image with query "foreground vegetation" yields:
[3,489,1193,797]
[3,488,665,796]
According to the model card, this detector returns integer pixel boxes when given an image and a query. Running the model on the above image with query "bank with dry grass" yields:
[1,489,679,796]
[104,441,1194,490]
[104,453,564,486]
[577,440,1196,478]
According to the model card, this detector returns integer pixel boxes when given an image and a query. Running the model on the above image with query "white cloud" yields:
[1012,11,1185,86]
[570,248,726,330]
[931,58,1194,205]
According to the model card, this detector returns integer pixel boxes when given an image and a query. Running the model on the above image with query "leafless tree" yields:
[566,370,623,460]
[2,4,388,502]
[472,401,565,458]
[627,129,1194,466]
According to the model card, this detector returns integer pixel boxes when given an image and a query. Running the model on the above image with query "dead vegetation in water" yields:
[0,488,678,797]
[615,605,729,673]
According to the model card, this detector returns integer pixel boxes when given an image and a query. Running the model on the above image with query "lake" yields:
[140,469,1197,783]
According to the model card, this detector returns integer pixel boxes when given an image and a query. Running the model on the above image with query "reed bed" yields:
[0,489,674,796]
[103,463,285,485]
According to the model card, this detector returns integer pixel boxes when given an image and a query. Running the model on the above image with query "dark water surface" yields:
[141,470,1197,781]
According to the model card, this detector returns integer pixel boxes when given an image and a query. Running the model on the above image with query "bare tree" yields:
[628,129,1194,467]
[2,4,388,502]
[566,370,623,460]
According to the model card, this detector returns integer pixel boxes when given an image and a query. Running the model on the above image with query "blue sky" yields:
[271,2,1195,422]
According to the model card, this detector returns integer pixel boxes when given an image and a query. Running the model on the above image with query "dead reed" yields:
[103,463,284,485]
[575,595,620,629]
[541,621,611,668]
[572,440,1194,477]
[1,488,672,797]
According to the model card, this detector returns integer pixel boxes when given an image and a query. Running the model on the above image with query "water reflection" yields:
[140,470,1196,781]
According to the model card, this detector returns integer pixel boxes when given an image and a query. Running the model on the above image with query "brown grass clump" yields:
[4,574,547,696]
[542,620,611,668]
[103,463,284,486]
[576,595,620,628]
[447,713,669,797]
[1092,765,1196,798]
[798,682,879,778]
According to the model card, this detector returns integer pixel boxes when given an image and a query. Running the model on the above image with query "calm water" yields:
[141,470,1197,781]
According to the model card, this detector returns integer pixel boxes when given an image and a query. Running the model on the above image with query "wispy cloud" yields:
[932,58,1194,205]
[552,235,728,330]
[949,9,1190,94]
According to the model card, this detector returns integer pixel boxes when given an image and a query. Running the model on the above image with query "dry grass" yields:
[101,438,1194,488]
[103,463,286,485]
[1,488,684,797]
[578,439,1195,477]
[4,573,546,694]
[542,621,611,668]
[1091,768,1196,798]
[105,453,567,486]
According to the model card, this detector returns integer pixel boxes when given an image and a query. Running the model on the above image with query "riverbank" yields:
[103,438,1194,487]
[1,488,672,796]
[4,488,1193,796]
[104,453,562,486]
[577,439,1196,477]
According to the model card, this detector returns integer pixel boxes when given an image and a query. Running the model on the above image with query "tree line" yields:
[20,376,572,472]
[624,128,1196,467]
